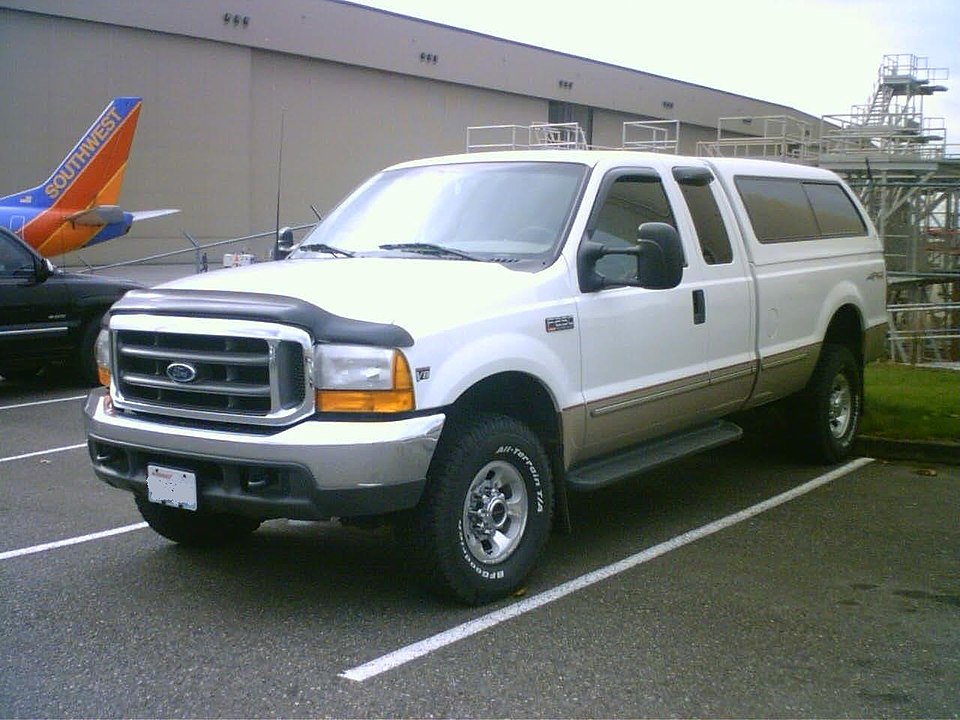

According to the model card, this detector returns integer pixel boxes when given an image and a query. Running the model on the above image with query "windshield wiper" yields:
[378,243,482,261]
[297,242,355,258]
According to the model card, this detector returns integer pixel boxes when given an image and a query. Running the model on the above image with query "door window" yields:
[590,175,676,283]
[0,234,34,277]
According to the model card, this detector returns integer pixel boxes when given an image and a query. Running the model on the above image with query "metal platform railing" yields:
[621,120,679,154]
[887,301,960,364]
[466,122,591,152]
[466,121,680,154]
[820,113,949,160]
[78,222,317,276]
[695,115,818,164]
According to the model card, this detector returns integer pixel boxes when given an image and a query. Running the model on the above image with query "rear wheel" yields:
[400,413,553,604]
[135,495,261,546]
[798,344,863,464]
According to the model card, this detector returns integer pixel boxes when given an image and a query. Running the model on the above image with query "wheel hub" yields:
[474,489,508,534]
[462,461,528,565]
[828,374,853,438]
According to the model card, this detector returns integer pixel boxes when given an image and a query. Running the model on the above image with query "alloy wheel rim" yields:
[828,373,853,439]
[462,460,528,565]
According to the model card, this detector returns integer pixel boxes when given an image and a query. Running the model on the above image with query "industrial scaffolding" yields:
[701,54,960,364]
[465,54,959,362]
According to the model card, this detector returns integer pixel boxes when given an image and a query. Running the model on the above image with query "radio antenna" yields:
[274,109,285,259]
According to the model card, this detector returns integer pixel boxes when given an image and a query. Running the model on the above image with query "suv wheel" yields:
[400,413,553,604]
[799,344,863,463]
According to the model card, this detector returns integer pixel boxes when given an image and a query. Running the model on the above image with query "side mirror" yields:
[635,222,684,289]
[29,257,52,283]
[273,226,295,260]
[577,222,684,292]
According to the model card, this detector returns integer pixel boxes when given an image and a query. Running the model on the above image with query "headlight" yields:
[95,328,112,387]
[313,345,414,413]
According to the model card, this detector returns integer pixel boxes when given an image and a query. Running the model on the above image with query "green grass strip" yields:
[862,362,960,442]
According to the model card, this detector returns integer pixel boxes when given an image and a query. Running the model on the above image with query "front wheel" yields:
[401,413,554,604]
[135,495,261,546]
[798,344,863,464]
[0,362,45,383]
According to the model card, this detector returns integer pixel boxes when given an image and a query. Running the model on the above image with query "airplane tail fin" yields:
[2,97,143,253]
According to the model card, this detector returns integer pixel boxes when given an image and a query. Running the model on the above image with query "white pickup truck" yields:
[84,150,887,603]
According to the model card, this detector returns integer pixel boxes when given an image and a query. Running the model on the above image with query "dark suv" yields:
[0,226,143,384]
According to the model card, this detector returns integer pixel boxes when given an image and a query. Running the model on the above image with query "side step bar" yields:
[566,419,743,491]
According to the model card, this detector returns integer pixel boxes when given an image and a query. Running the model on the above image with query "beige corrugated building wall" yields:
[0,0,822,263]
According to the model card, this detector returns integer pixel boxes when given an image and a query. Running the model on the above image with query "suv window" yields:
[0,230,35,277]
[735,176,867,243]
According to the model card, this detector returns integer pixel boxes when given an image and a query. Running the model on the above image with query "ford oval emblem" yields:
[166,362,198,384]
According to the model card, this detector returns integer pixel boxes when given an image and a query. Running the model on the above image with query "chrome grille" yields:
[109,315,313,426]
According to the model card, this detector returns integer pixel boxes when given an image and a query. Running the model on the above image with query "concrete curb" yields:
[855,436,960,466]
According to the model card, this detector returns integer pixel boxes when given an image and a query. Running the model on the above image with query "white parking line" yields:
[340,456,875,682]
[0,395,86,411]
[0,443,87,464]
[0,523,148,561]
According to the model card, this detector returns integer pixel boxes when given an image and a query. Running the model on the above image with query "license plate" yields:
[147,464,198,511]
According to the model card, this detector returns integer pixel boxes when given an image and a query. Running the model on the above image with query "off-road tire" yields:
[798,344,863,464]
[400,413,554,605]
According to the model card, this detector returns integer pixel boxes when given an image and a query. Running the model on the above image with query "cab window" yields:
[679,182,733,264]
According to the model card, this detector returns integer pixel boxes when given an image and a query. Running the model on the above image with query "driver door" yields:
[0,231,71,364]
[574,168,708,460]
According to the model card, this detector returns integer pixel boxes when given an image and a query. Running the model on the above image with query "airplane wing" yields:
[67,206,180,226]
[67,206,125,225]
[130,209,180,222]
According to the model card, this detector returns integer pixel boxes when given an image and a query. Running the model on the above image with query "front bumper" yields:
[83,388,444,519]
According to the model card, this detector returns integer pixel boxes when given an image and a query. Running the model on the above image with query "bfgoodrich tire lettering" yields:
[800,344,863,464]
[401,413,554,604]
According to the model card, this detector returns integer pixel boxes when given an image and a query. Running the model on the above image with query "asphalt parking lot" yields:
[0,375,958,718]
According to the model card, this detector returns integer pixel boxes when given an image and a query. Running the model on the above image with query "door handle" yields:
[693,289,706,325]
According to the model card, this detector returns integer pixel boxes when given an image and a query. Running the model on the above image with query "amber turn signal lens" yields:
[315,388,414,413]
[315,350,414,413]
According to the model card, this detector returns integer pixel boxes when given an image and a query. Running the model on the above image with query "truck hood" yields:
[158,257,552,334]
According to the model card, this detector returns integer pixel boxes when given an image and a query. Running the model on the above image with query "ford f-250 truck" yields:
[84,150,887,604]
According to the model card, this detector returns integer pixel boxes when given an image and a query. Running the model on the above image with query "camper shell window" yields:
[735,176,867,243]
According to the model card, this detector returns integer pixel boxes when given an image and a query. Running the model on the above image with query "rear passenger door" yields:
[672,165,756,415]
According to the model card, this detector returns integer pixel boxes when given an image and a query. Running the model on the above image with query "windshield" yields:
[290,161,587,264]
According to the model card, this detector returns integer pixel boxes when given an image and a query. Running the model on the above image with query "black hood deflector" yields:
[109,289,414,347]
